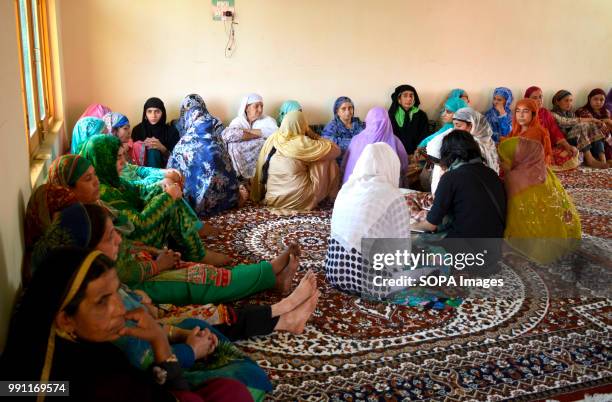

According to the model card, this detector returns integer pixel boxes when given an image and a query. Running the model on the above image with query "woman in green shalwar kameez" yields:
[32,202,301,305]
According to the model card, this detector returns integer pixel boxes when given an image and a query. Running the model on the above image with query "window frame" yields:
[15,0,54,156]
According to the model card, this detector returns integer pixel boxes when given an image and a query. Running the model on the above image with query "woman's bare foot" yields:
[584,151,608,169]
[238,185,249,208]
[199,223,222,238]
[271,270,316,316]
[202,250,232,266]
[274,254,299,295]
[271,243,301,274]
[274,290,320,334]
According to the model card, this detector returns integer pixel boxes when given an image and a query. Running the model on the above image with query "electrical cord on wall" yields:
[224,13,237,58]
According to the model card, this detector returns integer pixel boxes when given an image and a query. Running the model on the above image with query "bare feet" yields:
[271,270,317,317]
[202,250,232,267]
[274,254,299,295]
[271,243,301,274]
[274,290,320,334]
[238,185,249,208]
[199,223,222,238]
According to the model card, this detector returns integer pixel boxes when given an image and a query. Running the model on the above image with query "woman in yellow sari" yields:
[251,110,341,210]
[499,137,581,264]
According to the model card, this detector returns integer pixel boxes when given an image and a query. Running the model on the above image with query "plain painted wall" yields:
[57,0,612,132]
[0,0,33,352]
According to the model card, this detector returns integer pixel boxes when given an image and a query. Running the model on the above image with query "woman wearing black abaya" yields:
[131,97,181,167]
[388,84,430,155]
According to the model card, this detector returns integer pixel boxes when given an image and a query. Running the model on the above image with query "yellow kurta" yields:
[264,153,339,210]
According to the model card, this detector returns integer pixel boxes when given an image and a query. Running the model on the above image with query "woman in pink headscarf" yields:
[79,103,112,121]
[341,107,408,184]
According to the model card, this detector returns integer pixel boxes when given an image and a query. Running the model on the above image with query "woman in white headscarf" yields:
[325,142,411,298]
[427,107,499,194]
[221,93,279,179]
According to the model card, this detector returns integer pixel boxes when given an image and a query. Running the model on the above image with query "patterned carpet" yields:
[203,167,611,401]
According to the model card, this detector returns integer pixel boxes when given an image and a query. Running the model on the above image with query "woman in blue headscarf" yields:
[418,97,468,148]
[71,117,106,153]
[322,96,365,161]
[484,87,513,142]
[448,88,470,104]
[277,100,302,125]
[168,105,243,217]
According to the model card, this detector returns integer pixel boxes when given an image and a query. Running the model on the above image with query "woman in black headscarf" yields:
[388,85,430,155]
[131,97,180,167]
[0,248,252,401]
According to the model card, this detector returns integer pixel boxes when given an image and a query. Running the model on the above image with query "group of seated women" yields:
[1,85,607,400]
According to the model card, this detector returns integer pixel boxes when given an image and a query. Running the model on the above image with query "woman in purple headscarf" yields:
[341,107,408,184]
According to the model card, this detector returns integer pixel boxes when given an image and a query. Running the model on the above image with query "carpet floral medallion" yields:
[202,167,611,401]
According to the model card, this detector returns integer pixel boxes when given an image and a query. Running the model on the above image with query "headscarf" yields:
[1,247,107,386]
[454,107,499,173]
[79,103,112,120]
[499,137,581,264]
[321,96,365,148]
[227,93,278,136]
[341,107,408,183]
[79,134,122,187]
[605,88,612,115]
[102,112,129,136]
[448,88,467,101]
[175,94,224,137]
[485,87,513,116]
[508,98,552,164]
[579,88,609,119]
[71,117,106,153]
[524,86,541,100]
[48,154,92,188]
[251,111,333,201]
[551,90,574,118]
[389,84,421,127]
[24,184,78,251]
[31,203,105,273]
[332,142,410,253]
[418,97,467,147]
[130,97,180,153]
[277,100,302,125]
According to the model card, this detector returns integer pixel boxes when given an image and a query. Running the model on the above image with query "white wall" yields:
[57,0,612,131]
[0,0,34,352]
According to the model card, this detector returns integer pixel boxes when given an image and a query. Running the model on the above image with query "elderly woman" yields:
[0,248,261,401]
[131,97,181,167]
[168,104,244,217]
[427,107,499,194]
[341,107,408,183]
[551,90,609,168]
[251,111,340,211]
[525,86,580,170]
[322,96,365,160]
[484,87,514,142]
[388,85,430,155]
[221,93,279,179]
[499,137,581,264]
